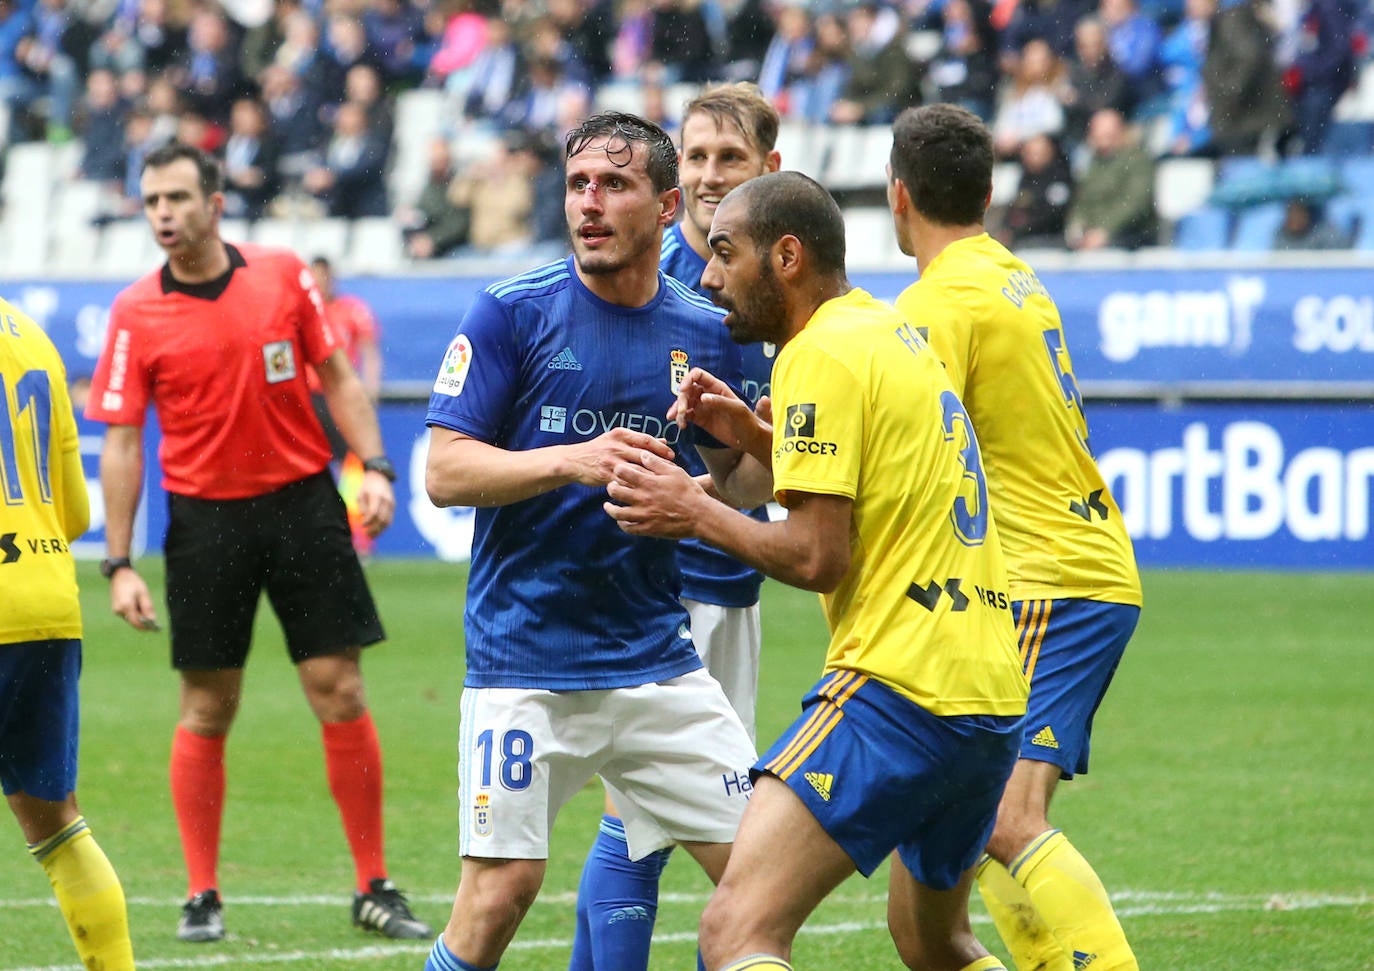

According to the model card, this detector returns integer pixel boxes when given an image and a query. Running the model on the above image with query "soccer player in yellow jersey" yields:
[604,171,1027,971]
[888,103,1144,971]
[0,297,136,970]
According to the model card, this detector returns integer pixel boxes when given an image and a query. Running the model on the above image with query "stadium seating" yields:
[1230,202,1288,252]
[1172,206,1232,251]
[843,206,901,267]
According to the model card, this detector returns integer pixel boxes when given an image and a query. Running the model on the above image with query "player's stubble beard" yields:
[719,258,787,346]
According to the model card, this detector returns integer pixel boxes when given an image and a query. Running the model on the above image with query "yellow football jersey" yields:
[770,288,1027,716]
[0,297,88,644]
[896,234,1141,606]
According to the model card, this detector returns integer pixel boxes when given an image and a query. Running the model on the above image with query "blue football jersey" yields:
[427,255,745,690]
[661,223,775,607]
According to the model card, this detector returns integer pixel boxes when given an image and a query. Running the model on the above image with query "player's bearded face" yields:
[718,253,786,345]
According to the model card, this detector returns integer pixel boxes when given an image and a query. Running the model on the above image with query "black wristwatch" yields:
[100,557,134,580]
[361,455,397,482]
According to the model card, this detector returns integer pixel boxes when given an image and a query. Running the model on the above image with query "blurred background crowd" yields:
[0,0,1370,261]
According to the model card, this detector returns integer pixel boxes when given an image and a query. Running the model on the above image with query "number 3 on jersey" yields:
[475,728,533,791]
[940,390,988,547]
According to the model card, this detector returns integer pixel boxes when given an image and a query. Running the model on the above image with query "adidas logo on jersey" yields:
[1031,725,1060,749]
[1072,950,1098,969]
[547,347,582,370]
[805,772,834,802]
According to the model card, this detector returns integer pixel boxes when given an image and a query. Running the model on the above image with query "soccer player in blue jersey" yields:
[604,172,1025,971]
[421,112,758,971]
[889,105,1142,971]
[1,296,136,970]
[570,82,782,971]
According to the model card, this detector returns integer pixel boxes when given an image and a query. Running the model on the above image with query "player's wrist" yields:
[100,556,135,580]
[361,455,397,482]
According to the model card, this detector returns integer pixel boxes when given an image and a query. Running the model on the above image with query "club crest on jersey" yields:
[435,333,473,397]
[262,340,297,384]
[472,792,492,837]
[669,348,689,393]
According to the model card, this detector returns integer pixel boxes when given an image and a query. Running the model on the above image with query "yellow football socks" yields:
[959,956,1010,971]
[976,853,1072,971]
[28,816,136,971]
[1009,830,1138,971]
[719,956,793,970]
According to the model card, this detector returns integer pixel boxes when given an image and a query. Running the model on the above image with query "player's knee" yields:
[985,810,1050,865]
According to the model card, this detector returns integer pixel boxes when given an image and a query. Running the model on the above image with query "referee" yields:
[84,142,430,945]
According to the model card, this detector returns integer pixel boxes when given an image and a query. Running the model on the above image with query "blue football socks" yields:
[425,934,496,971]
[569,815,674,971]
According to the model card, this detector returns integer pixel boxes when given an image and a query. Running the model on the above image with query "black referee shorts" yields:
[164,471,385,671]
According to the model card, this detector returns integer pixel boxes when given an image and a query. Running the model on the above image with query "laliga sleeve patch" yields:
[262,340,297,383]
[434,333,473,396]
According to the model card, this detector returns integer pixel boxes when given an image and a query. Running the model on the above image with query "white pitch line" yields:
[3,891,1369,971]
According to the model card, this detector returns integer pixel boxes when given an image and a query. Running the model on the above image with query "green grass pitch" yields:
[2,562,1371,970]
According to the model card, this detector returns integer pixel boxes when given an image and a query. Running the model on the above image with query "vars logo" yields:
[473,792,492,837]
[435,333,473,397]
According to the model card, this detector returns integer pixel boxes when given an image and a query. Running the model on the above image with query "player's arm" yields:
[99,423,158,630]
[425,425,676,508]
[314,349,395,537]
[51,379,89,540]
[606,452,851,593]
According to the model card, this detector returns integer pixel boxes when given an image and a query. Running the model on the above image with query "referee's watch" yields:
[100,557,134,580]
[362,456,397,482]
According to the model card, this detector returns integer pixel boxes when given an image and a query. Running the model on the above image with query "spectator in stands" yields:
[1067,107,1157,249]
[344,62,394,144]
[648,0,718,84]
[927,0,1000,121]
[1061,16,1132,148]
[221,95,280,220]
[448,129,559,255]
[788,10,852,123]
[829,0,923,124]
[998,0,1095,63]
[240,0,298,81]
[144,72,182,144]
[1158,0,1214,155]
[1099,0,1162,97]
[79,67,130,185]
[118,103,163,215]
[261,62,327,190]
[501,53,591,136]
[175,5,249,127]
[756,2,814,111]
[128,0,184,77]
[272,6,342,102]
[302,99,391,218]
[721,0,774,82]
[426,0,487,87]
[398,137,472,259]
[87,0,156,77]
[525,15,594,87]
[1285,0,1358,155]
[1203,0,1291,155]
[547,0,615,85]
[992,38,1067,157]
[454,14,521,124]
[362,0,429,87]
[6,0,80,143]
[999,131,1074,246]
[323,13,377,102]
[1272,197,1352,249]
[609,0,653,81]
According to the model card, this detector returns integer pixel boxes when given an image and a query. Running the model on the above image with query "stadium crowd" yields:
[0,0,1368,255]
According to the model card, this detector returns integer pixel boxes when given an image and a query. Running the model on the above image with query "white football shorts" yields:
[682,598,762,743]
[457,668,757,861]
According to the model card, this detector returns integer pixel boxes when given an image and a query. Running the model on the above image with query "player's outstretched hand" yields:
[356,471,397,538]
[604,450,705,539]
[565,428,675,488]
[668,367,737,430]
[111,568,161,632]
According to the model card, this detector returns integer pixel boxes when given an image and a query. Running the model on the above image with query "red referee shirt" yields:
[85,243,340,499]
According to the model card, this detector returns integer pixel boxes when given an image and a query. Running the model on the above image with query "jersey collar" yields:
[160,243,247,300]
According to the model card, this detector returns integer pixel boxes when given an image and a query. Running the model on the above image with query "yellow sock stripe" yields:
[720,955,794,970]
[27,816,89,864]
[765,670,864,779]
[1008,828,1063,881]
[1022,600,1052,683]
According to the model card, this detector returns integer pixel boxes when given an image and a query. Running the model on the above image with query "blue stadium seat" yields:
[1231,202,1288,252]
[1322,121,1374,158]
[1338,157,1374,198]
[1172,206,1231,250]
